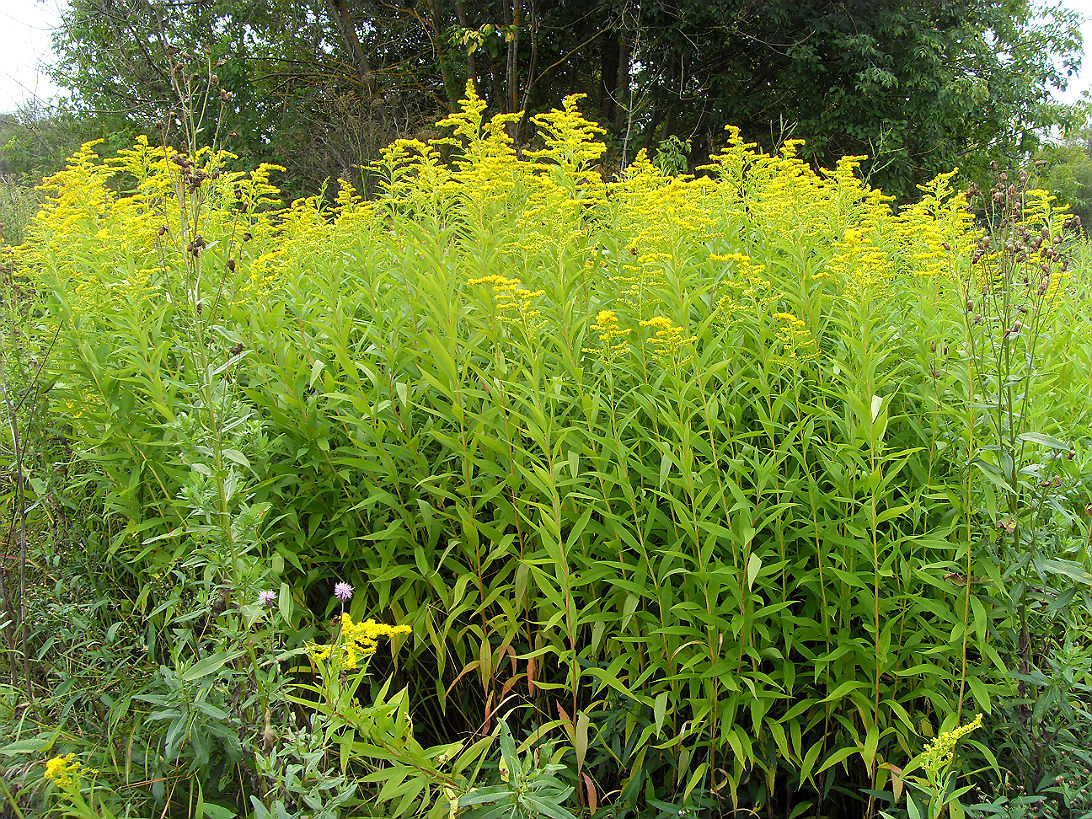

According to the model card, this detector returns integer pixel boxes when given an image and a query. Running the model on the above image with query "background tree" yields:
[48,0,1084,199]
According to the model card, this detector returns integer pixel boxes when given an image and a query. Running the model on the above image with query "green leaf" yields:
[309,359,326,388]
[746,553,763,591]
[1017,432,1069,450]
[181,649,243,682]
[522,794,577,819]
[0,732,57,756]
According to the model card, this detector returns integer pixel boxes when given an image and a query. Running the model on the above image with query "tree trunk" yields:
[613,34,630,133]
[424,0,460,110]
[324,0,386,124]
[599,30,620,128]
[454,0,478,93]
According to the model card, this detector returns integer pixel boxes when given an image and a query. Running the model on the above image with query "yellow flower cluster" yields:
[44,753,82,789]
[468,275,545,328]
[828,218,897,295]
[12,134,290,319]
[307,614,411,670]
[525,93,607,193]
[1023,188,1069,231]
[894,169,979,279]
[712,252,774,321]
[584,309,631,361]
[919,713,983,776]
[772,312,818,361]
[640,316,696,357]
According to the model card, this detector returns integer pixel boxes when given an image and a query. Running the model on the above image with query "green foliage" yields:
[0,101,117,186]
[6,94,1092,818]
[1030,118,1092,229]
[456,720,576,819]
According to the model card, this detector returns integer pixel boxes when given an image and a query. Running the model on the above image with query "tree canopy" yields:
[48,0,1085,198]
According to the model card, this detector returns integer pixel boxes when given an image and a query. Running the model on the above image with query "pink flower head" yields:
[334,582,354,602]
[258,590,277,607]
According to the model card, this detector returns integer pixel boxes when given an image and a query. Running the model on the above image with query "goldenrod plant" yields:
[882,715,983,819]
[4,84,1091,817]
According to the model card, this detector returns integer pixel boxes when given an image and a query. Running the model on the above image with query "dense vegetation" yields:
[2,0,1092,816]
[2,84,1092,818]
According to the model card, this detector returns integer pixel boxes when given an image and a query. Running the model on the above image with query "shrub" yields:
[9,85,1090,816]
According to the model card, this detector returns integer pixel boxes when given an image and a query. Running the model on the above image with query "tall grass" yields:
[9,86,1091,816]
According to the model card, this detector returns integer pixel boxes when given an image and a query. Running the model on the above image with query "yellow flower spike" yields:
[919,714,983,777]
[584,309,632,362]
[468,275,545,330]
[43,753,83,790]
[307,613,412,672]
[640,316,697,358]
[773,312,819,361]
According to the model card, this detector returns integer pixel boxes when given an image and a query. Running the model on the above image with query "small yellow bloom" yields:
[640,316,696,355]
[44,753,82,789]
[307,614,411,670]
[919,713,983,776]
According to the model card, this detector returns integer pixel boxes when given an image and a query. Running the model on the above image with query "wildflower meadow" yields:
[2,85,1092,819]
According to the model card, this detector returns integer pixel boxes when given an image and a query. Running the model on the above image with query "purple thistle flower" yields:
[258,590,277,607]
[334,582,354,602]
